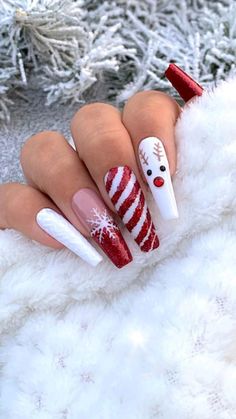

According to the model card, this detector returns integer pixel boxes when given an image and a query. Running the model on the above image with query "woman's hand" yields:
[0,91,181,268]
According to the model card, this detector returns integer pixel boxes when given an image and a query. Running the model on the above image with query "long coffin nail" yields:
[165,63,203,102]
[71,188,132,268]
[104,166,159,252]
[138,137,179,220]
[36,208,103,267]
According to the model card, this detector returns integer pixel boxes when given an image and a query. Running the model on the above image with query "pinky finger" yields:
[0,183,102,267]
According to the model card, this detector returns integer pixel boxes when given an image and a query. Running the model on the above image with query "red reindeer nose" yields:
[154,177,164,187]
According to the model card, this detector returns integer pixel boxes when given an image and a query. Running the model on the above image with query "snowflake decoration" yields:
[87,208,118,243]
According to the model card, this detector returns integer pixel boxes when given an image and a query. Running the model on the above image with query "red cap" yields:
[165,63,203,102]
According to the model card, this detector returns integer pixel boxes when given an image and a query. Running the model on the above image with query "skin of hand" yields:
[0,91,181,265]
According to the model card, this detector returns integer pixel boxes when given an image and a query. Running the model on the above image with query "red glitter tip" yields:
[165,63,204,102]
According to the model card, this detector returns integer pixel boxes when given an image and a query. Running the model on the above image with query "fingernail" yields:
[104,166,159,252]
[165,63,203,102]
[71,188,132,268]
[138,137,179,220]
[36,208,103,267]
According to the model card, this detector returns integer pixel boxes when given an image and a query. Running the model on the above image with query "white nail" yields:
[138,137,179,220]
[36,208,103,267]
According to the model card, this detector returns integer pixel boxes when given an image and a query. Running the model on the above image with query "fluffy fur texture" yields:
[0,76,236,418]
[1,0,236,122]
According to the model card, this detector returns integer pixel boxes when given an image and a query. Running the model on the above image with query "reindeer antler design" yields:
[153,141,164,161]
[139,148,149,165]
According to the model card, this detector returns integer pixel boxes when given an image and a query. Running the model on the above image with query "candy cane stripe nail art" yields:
[126,191,145,231]
[104,166,159,252]
[118,179,140,218]
[140,223,156,252]
[111,167,132,205]
[135,210,152,245]
[138,137,179,220]
[116,173,137,210]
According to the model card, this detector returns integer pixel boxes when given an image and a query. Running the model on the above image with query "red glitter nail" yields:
[165,63,204,102]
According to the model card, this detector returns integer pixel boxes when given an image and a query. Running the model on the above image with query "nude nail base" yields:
[72,189,132,268]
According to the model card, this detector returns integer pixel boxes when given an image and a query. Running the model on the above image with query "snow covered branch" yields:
[0,0,236,122]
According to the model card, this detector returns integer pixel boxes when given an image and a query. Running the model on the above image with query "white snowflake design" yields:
[87,208,119,243]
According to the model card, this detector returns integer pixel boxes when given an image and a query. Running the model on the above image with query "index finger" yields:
[122,90,181,220]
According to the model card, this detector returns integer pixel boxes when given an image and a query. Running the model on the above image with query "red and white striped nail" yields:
[104,166,160,252]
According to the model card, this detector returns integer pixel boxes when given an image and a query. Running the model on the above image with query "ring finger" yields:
[70,103,159,253]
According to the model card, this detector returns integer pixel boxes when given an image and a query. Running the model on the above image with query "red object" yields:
[105,166,159,252]
[165,63,203,102]
[154,176,165,187]
[72,188,133,269]
[91,224,132,269]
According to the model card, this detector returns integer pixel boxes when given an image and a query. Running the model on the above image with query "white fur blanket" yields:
[0,78,236,418]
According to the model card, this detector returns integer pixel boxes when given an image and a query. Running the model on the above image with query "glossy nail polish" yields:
[104,165,159,252]
[36,208,103,267]
[138,137,178,220]
[165,63,203,102]
[71,188,132,268]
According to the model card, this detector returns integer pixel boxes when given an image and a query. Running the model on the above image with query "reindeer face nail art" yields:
[138,137,179,220]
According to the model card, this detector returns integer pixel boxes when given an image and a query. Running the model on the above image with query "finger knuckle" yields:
[71,103,122,161]
[125,90,174,109]
[74,102,116,121]
[123,90,180,126]
[20,131,63,169]
[81,128,125,164]
[71,103,119,140]
[5,184,33,227]
[46,155,72,181]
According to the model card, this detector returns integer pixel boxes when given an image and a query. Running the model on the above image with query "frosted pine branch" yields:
[1,0,236,123]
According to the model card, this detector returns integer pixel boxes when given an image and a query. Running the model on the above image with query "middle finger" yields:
[70,102,159,253]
